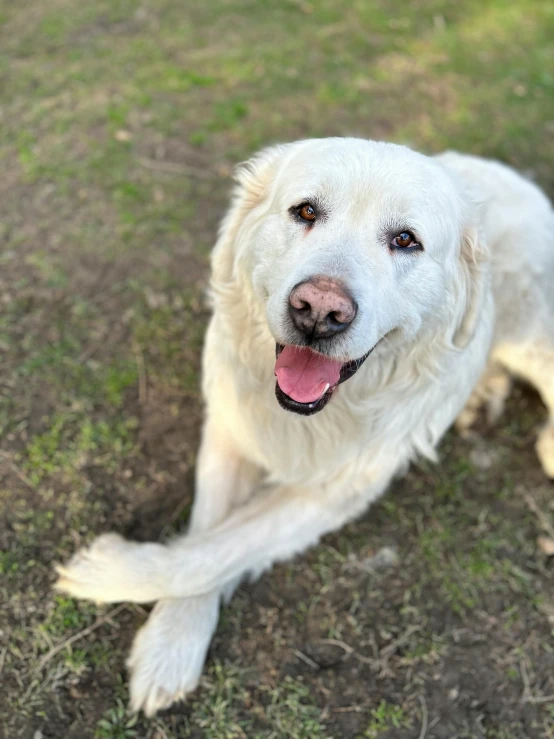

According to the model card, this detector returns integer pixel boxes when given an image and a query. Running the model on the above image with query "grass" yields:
[41,595,98,639]
[363,700,411,738]
[95,700,139,739]
[1,0,554,737]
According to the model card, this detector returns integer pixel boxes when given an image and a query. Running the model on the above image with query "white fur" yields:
[55,138,554,715]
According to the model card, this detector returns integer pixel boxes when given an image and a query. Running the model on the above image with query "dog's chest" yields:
[214,373,417,488]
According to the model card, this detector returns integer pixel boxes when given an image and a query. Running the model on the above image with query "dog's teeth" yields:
[315,383,330,402]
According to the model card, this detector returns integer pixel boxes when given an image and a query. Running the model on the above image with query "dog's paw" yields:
[537,421,554,478]
[55,533,170,603]
[55,533,130,602]
[128,594,220,716]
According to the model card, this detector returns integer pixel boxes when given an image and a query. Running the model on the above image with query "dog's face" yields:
[225,138,479,415]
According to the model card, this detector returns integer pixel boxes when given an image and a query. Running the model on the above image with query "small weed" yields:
[261,676,330,739]
[95,700,138,739]
[41,595,97,639]
[0,549,22,577]
[191,661,253,738]
[363,700,411,738]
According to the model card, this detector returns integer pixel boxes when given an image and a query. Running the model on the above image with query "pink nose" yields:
[289,276,357,339]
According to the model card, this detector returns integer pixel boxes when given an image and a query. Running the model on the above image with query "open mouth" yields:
[274,343,373,416]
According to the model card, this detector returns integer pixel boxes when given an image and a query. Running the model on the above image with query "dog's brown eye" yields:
[298,203,316,222]
[391,231,418,249]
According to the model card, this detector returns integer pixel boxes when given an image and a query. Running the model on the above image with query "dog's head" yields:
[212,138,487,416]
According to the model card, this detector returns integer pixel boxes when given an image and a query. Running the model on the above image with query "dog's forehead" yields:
[275,140,454,215]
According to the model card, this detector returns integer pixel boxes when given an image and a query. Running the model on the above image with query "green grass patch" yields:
[24,414,136,484]
[95,699,138,739]
[362,700,411,738]
[190,662,254,738]
[41,595,98,639]
[260,676,330,738]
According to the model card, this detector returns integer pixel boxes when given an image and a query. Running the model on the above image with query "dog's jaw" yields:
[273,343,374,416]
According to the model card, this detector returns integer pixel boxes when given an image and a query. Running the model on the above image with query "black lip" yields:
[274,345,373,416]
[275,382,334,415]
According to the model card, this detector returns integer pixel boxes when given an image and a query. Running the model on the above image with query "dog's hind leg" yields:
[455,360,512,435]
[127,421,262,716]
[494,337,554,478]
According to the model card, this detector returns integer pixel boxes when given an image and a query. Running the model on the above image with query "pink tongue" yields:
[275,346,343,403]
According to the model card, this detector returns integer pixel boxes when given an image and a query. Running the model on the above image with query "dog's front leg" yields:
[57,420,262,716]
[128,422,261,715]
[161,480,381,598]
[57,471,390,603]
[128,420,262,715]
[59,478,387,608]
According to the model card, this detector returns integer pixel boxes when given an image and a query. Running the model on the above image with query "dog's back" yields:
[437,151,554,344]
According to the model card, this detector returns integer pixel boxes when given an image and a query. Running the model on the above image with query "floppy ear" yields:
[210,144,289,288]
[452,222,489,349]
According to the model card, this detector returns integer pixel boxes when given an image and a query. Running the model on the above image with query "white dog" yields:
[56,138,554,716]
